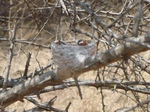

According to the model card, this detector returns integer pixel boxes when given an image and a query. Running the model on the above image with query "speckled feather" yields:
[51,40,97,78]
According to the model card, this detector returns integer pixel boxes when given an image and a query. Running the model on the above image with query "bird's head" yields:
[77,39,88,46]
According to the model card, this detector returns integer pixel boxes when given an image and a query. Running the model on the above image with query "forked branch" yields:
[0,32,150,108]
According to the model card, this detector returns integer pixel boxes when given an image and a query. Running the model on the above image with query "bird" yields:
[51,39,97,99]
[51,39,97,77]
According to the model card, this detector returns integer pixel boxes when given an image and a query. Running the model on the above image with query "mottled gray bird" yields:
[51,39,97,99]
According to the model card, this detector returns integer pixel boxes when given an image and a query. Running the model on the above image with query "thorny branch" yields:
[23,52,31,79]
[2,21,19,92]
[38,80,150,95]
[0,38,50,49]
[0,0,150,111]
[0,32,149,108]
[25,96,67,112]
[116,98,150,112]
[25,96,71,112]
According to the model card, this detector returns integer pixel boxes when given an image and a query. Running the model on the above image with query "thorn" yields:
[74,77,83,99]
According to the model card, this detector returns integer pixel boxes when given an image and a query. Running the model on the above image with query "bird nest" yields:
[51,40,97,79]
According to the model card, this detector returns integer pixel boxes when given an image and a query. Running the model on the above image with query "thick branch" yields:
[0,33,150,108]
[0,71,61,108]
[80,33,150,73]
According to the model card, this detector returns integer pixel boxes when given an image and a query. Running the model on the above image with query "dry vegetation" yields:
[0,0,150,112]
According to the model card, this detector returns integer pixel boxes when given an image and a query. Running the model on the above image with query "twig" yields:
[27,63,52,78]
[132,0,143,36]
[2,21,19,92]
[16,39,50,48]
[108,2,138,28]
[25,96,65,112]
[132,91,146,111]
[60,0,69,15]
[100,87,105,112]
[75,0,107,29]
[0,63,52,88]
[130,57,150,74]
[74,77,82,99]
[115,33,150,48]
[65,102,71,112]
[23,52,32,80]
[39,80,150,95]
[98,66,105,112]
[33,1,58,41]
[0,38,50,49]
[0,32,150,108]
[116,98,150,112]
[56,2,62,41]
[72,0,77,41]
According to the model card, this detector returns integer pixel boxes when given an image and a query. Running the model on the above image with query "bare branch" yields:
[75,0,107,29]
[81,33,150,73]
[116,98,150,112]
[132,0,143,36]
[2,21,19,92]
[25,96,65,112]
[39,80,150,95]
[0,38,50,49]
[0,32,149,108]
[109,2,138,28]
[23,53,32,80]
[0,71,59,108]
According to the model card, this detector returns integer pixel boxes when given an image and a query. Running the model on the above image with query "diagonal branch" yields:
[0,71,60,108]
[80,33,150,74]
[116,98,150,112]
[0,32,150,108]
